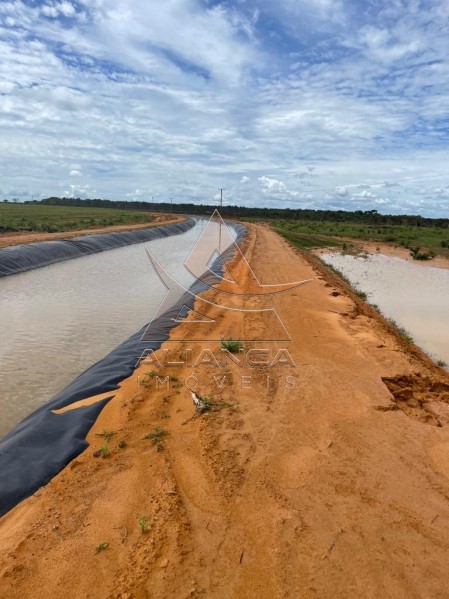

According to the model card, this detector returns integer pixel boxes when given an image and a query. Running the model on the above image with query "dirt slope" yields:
[2,224,449,599]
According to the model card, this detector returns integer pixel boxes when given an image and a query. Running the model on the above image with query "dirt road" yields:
[2,224,449,598]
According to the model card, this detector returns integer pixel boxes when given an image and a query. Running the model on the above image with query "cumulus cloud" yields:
[258,175,304,199]
[41,2,78,19]
[356,190,377,199]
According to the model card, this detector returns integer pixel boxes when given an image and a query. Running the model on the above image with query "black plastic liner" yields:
[0,221,246,517]
[0,219,195,277]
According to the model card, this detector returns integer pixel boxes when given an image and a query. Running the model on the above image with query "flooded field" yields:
[321,251,449,367]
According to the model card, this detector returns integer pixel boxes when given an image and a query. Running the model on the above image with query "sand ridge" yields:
[1,224,449,598]
[0,214,184,249]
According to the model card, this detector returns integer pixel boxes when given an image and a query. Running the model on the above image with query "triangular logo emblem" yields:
[174,305,215,323]
[207,250,236,283]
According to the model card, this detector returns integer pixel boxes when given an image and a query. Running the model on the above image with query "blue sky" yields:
[0,0,449,216]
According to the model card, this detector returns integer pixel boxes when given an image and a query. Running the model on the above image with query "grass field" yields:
[0,204,154,234]
[268,218,449,259]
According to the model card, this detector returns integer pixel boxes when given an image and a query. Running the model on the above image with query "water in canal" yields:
[0,219,230,436]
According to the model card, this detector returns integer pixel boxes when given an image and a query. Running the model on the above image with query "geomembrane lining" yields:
[0,219,195,277]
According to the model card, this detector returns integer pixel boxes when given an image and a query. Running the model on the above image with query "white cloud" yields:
[41,5,59,18]
[58,2,76,17]
[356,190,377,199]
[0,0,448,215]
[259,176,287,193]
[41,2,77,19]
[258,175,303,199]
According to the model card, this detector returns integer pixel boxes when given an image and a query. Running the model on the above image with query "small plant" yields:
[93,440,111,458]
[95,541,109,554]
[118,439,127,449]
[161,412,170,419]
[139,515,150,534]
[398,328,413,344]
[194,393,232,414]
[355,288,367,301]
[143,427,168,452]
[388,319,414,343]
[437,359,448,368]
[99,442,110,458]
[221,338,244,353]
[95,430,117,442]
[410,246,434,261]
[141,371,158,388]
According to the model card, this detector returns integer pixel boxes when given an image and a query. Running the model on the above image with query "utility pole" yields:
[170,197,173,212]
[218,188,225,252]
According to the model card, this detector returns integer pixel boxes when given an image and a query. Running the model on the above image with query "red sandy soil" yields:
[1,224,449,598]
[0,214,183,249]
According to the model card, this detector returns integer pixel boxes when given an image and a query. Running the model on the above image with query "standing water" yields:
[321,252,449,367]
[0,220,232,437]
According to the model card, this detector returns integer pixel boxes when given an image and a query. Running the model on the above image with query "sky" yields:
[0,0,449,216]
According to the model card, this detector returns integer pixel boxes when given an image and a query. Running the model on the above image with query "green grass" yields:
[143,427,168,452]
[266,218,449,258]
[95,430,117,442]
[272,225,346,250]
[0,203,154,234]
[95,542,109,554]
[386,319,414,344]
[220,338,244,352]
[139,515,150,534]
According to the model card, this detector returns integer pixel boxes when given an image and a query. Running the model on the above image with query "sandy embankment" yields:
[2,224,449,598]
[0,213,184,249]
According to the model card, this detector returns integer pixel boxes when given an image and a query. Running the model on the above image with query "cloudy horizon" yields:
[1,0,449,216]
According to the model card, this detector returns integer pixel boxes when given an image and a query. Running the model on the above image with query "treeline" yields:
[28,197,449,228]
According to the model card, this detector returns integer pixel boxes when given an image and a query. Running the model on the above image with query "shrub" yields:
[221,338,244,352]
